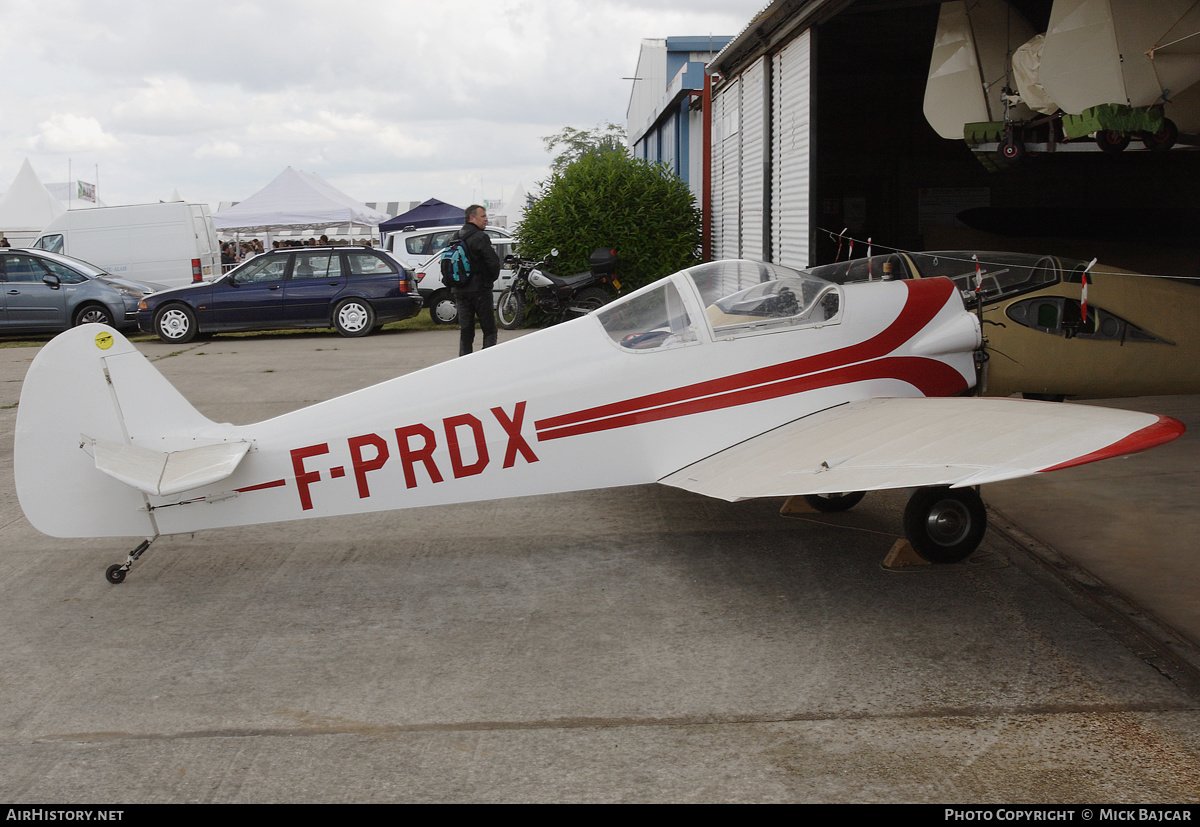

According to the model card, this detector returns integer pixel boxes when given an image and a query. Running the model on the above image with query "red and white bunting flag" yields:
[834,227,847,262]
[1081,258,1096,324]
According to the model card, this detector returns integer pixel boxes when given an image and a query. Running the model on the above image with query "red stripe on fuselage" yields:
[537,356,967,441]
[535,278,960,441]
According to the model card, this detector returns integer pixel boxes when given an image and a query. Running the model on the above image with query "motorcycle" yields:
[496,246,621,330]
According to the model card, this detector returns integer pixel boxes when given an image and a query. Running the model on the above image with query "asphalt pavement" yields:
[0,327,1198,803]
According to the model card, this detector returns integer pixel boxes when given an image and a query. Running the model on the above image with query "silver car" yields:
[0,248,163,334]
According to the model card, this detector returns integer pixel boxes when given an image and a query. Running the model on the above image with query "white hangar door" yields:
[710,58,768,262]
[711,76,740,260]
[771,31,813,269]
[710,34,812,267]
[739,57,768,261]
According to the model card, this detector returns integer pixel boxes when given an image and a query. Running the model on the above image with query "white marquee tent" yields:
[0,159,67,246]
[213,167,391,236]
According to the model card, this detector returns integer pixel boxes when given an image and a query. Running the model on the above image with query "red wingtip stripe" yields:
[1039,415,1186,474]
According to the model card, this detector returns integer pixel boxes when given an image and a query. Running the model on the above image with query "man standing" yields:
[452,204,501,356]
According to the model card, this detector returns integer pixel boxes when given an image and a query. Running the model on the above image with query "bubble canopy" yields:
[596,259,843,350]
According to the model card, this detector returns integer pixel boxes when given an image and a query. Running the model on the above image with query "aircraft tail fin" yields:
[15,325,245,538]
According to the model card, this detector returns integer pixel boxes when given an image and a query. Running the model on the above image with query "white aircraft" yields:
[14,260,1183,582]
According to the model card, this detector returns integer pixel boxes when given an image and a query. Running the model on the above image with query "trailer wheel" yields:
[1096,130,1130,153]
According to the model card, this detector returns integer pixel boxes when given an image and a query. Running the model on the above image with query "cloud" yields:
[3,0,766,208]
[193,141,244,160]
[111,77,237,136]
[27,114,122,153]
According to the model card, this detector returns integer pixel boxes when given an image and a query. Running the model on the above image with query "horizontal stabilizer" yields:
[659,397,1183,501]
[88,437,252,497]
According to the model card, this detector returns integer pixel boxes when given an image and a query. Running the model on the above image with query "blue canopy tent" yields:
[378,198,465,233]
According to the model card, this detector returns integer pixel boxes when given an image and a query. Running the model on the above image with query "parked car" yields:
[137,246,421,343]
[383,224,512,271]
[0,248,164,335]
[414,237,517,325]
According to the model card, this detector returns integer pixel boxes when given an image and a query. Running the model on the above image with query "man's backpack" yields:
[440,239,471,287]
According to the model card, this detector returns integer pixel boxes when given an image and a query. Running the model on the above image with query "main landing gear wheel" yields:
[802,491,866,512]
[903,486,987,564]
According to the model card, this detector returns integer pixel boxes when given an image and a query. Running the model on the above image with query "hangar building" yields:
[691,0,1200,276]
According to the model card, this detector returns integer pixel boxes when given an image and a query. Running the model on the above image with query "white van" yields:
[32,202,220,289]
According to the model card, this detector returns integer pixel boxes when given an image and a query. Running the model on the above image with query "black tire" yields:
[802,491,866,512]
[154,304,198,344]
[497,287,525,330]
[563,286,610,320]
[903,486,987,564]
[1142,118,1178,151]
[105,565,126,584]
[428,290,457,325]
[998,137,1024,161]
[333,298,375,337]
[73,304,114,327]
[1095,130,1130,153]
[1022,392,1065,403]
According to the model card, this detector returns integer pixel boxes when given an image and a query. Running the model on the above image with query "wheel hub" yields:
[339,305,367,331]
[925,499,971,546]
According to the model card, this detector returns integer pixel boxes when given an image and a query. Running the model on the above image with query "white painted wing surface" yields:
[658,397,1184,501]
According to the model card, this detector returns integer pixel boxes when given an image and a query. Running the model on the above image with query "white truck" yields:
[32,202,221,288]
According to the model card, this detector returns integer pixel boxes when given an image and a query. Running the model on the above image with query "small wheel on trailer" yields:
[903,486,987,564]
[1095,130,1131,153]
[1142,118,1178,151]
[105,564,127,584]
[998,136,1025,162]
[802,491,866,512]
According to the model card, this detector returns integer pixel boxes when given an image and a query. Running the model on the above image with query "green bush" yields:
[515,151,702,296]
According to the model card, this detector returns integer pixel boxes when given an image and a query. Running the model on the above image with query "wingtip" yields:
[1039,415,1186,474]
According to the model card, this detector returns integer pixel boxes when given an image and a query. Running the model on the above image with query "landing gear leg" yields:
[106,537,155,584]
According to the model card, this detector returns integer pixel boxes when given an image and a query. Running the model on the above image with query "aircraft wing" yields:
[658,396,1183,501]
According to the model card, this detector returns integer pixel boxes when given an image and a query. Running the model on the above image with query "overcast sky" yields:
[2,0,765,214]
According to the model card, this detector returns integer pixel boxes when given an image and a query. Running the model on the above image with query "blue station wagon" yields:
[137,247,422,343]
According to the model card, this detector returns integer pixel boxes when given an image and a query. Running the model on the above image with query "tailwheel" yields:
[903,486,986,564]
[105,538,155,584]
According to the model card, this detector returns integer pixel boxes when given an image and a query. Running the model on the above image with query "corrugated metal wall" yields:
[772,31,812,268]
[710,31,812,267]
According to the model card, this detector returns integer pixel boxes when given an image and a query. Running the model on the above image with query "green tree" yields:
[516,151,702,302]
[542,122,628,174]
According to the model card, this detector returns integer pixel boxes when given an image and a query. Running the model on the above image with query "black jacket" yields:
[451,222,501,294]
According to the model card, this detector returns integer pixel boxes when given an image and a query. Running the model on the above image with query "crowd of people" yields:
[220,235,376,271]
